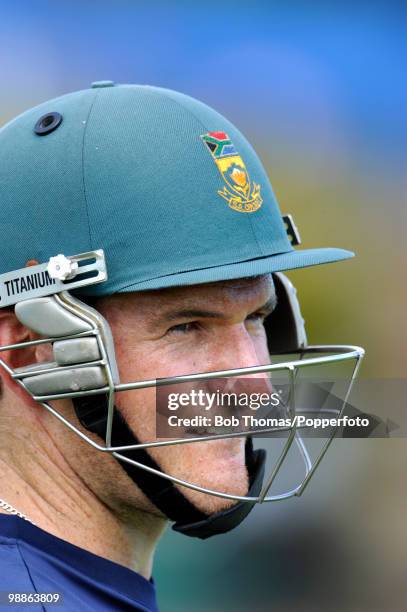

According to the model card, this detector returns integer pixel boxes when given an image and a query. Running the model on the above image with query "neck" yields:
[0,401,167,579]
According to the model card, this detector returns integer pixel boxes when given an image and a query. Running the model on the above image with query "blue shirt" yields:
[0,515,158,611]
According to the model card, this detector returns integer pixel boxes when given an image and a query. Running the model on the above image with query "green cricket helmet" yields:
[0,82,364,538]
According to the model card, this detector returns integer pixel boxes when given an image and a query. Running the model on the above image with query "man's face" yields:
[95,274,275,514]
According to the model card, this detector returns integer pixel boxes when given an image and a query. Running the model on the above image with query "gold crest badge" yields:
[201,132,262,213]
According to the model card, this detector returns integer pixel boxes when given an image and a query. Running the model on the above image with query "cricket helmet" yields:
[0,83,364,538]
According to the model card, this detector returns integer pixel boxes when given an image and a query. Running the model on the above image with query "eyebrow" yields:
[155,294,277,325]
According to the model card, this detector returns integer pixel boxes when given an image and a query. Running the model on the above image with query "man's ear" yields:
[0,307,49,407]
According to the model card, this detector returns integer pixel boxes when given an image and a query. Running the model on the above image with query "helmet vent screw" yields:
[47,254,78,280]
[34,112,63,136]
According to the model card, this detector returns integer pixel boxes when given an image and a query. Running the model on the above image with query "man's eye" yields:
[167,322,198,334]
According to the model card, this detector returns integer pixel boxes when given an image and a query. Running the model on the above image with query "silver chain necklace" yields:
[0,497,36,526]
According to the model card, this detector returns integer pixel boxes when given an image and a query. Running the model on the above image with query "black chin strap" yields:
[73,394,266,539]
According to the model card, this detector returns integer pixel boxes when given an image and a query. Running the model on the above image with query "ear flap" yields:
[265,273,307,353]
[12,291,119,399]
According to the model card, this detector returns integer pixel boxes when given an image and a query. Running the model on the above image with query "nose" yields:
[211,322,267,369]
[207,322,272,391]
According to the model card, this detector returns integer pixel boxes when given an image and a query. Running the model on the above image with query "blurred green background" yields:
[1,1,406,610]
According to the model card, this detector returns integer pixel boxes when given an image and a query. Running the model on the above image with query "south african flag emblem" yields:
[201,132,262,213]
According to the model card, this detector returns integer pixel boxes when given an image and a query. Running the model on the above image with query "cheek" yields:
[115,336,209,381]
[115,388,157,443]
[112,342,204,443]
